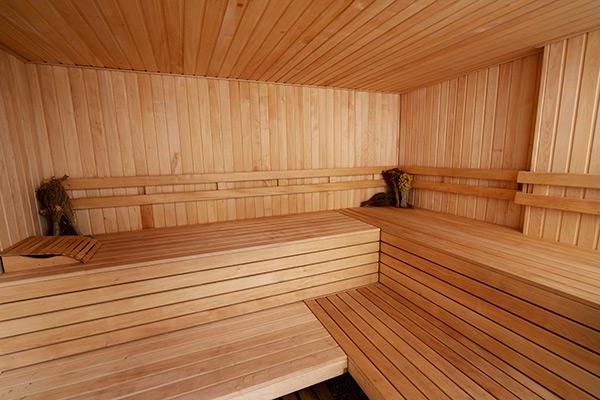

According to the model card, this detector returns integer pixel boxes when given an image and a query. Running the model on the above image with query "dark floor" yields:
[278,373,368,400]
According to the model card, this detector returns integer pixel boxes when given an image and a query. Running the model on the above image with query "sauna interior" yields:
[0,1,599,399]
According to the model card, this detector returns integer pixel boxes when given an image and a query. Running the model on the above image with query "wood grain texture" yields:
[0,211,378,371]
[524,29,600,250]
[399,54,541,228]
[0,302,347,400]
[330,207,600,399]
[516,193,600,216]
[0,51,43,251]
[518,171,600,188]
[309,285,558,400]
[342,207,600,313]
[16,60,398,236]
[0,0,598,93]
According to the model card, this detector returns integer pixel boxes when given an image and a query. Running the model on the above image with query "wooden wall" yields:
[4,56,399,237]
[523,30,600,251]
[0,51,43,251]
[399,54,541,228]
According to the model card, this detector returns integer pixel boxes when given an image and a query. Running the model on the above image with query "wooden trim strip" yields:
[64,167,394,190]
[402,167,519,181]
[517,172,600,189]
[71,180,386,209]
[515,193,600,216]
[412,181,517,200]
[64,166,519,191]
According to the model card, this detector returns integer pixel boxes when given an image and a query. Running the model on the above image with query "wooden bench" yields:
[1,303,346,400]
[0,211,379,399]
[308,207,600,400]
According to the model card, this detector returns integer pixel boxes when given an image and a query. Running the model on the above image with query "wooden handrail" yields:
[65,167,395,190]
[412,181,516,200]
[66,166,522,210]
[402,167,518,200]
[515,193,600,216]
[71,180,386,209]
[401,167,519,182]
[518,172,600,189]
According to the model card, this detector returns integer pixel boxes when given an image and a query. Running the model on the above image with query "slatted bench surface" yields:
[339,207,600,399]
[1,302,347,400]
[307,284,559,400]
[0,211,379,372]
[341,207,600,309]
[0,211,377,281]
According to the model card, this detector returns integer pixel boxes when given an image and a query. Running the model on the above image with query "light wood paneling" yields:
[0,303,347,400]
[0,50,43,251]
[22,62,398,235]
[0,0,598,93]
[333,207,600,400]
[524,29,600,251]
[399,54,541,228]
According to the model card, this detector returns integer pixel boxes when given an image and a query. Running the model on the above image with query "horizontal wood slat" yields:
[67,167,521,211]
[0,302,347,400]
[403,167,519,182]
[515,192,600,216]
[411,180,517,200]
[0,211,378,372]
[341,208,600,312]
[308,284,556,400]
[334,207,600,400]
[65,167,394,190]
[518,172,600,188]
[71,179,386,210]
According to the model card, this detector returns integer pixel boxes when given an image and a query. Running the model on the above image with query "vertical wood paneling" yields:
[0,51,43,251]
[524,29,600,251]
[399,54,541,228]
[15,62,398,236]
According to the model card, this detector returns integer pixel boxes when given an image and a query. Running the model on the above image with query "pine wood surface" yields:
[309,279,599,399]
[341,207,600,309]
[524,29,600,250]
[0,302,347,400]
[0,1,599,93]
[330,207,600,399]
[0,211,378,282]
[0,48,42,252]
[398,54,541,228]
[0,236,102,273]
[0,51,399,246]
[2,235,100,260]
[519,171,600,188]
[0,211,378,371]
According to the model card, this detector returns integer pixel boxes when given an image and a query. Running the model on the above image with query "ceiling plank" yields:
[0,0,597,93]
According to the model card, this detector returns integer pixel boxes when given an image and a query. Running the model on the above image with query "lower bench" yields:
[0,302,346,400]
[308,284,562,400]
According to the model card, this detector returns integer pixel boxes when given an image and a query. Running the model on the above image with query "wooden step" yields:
[0,302,347,400]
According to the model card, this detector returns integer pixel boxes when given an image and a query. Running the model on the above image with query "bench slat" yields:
[2,303,346,400]
[332,207,600,400]
[0,211,378,372]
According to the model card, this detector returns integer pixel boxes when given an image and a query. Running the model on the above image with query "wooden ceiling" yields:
[0,0,598,93]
